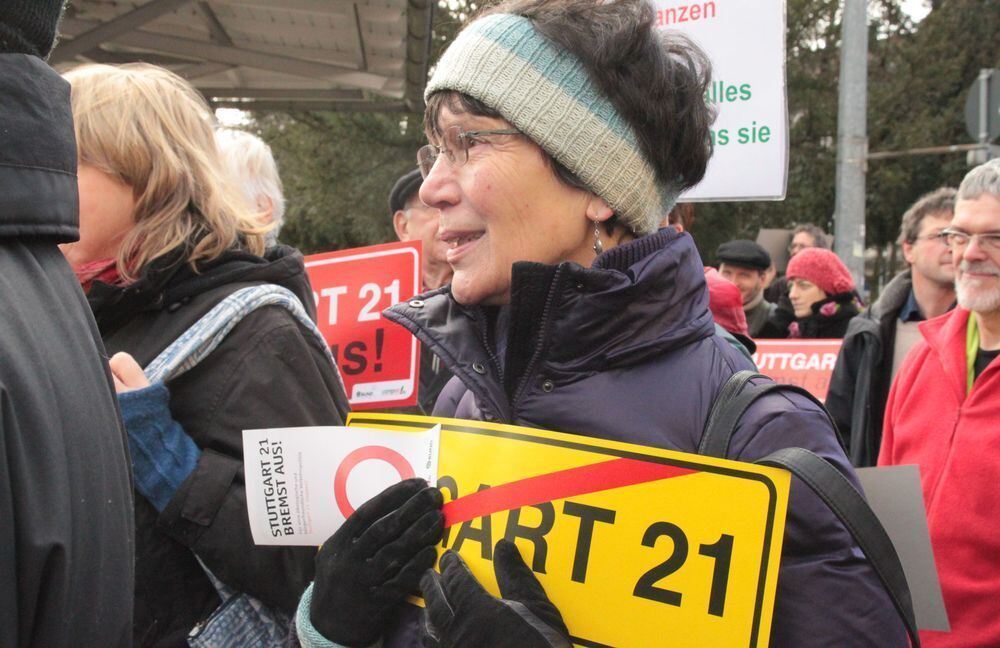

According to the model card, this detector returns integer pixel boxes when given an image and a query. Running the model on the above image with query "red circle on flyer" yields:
[334,445,416,518]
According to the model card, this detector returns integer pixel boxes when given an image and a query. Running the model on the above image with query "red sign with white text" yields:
[751,339,844,402]
[305,241,421,410]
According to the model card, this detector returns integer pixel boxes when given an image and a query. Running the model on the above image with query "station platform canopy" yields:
[50,0,434,113]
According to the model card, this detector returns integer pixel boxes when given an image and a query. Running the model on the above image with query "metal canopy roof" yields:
[50,0,434,113]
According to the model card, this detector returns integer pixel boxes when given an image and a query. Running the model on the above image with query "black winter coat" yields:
[0,54,134,647]
[88,246,350,647]
[762,274,795,337]
[826,271,912,466]
[384,229,907,647]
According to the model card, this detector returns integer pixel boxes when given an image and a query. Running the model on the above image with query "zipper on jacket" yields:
[463,307,510,422]
[925,409,964,518]
[474,308,505,385]
[512,266,567,406]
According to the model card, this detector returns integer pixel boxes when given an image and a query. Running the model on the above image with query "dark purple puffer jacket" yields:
[383,228,906,647]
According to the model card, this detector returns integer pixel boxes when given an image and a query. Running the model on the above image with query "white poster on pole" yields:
[654,1,788,201]
[243,425,440,546]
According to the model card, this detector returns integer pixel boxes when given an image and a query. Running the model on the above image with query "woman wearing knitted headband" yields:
[782,248,863,339]
[298,1,904,646]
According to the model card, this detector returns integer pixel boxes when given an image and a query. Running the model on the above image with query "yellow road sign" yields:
[348,413,790,648]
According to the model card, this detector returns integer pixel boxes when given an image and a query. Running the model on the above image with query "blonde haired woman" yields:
[61,63,349,647]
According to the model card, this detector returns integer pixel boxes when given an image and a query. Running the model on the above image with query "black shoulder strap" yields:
[700,371,846,458]
[701,373,920,647]
[757,448,920,647]
[699,370,763,456]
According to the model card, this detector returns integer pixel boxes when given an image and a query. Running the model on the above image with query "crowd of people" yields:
[2,0,998,647]
[711,226,858,341]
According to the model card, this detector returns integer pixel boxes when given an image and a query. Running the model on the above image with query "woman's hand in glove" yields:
[420,539,572,648]
[309,478,444,647]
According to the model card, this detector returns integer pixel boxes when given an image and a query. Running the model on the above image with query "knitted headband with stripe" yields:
[425,13,678,236]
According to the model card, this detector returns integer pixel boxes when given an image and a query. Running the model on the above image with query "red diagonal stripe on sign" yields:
[443,457,697,528]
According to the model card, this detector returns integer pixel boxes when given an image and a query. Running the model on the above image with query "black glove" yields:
[420,539,572,648]
[310,478,444,647]
[0,0,65,58]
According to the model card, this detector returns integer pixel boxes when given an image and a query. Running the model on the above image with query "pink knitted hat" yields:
[785,248,855,296]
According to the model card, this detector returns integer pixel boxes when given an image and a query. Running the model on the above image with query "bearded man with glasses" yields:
[879,158,1000,648]
[828,187,957,466]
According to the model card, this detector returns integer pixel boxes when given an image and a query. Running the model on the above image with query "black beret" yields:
[388,168,423,216]
[716,239,772,271]
[0,0,65,58]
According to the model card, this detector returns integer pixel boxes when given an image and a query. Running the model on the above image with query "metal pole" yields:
[978,69,992,144]
[833,0,869,291]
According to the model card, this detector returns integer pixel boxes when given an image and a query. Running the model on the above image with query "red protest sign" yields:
[305,240,421,410]
[751,339,843,402]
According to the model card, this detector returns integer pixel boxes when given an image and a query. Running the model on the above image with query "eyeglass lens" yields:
[947,231,1000,251]
[417,126,469,178]
[416,147,433,178]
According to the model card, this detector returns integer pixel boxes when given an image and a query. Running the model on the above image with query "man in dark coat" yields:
[716,239,780,337]
[827,188,956,466]
[0,2,135,645]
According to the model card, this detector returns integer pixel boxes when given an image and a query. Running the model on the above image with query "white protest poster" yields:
[654,1,788,200]
[243,425,440,546]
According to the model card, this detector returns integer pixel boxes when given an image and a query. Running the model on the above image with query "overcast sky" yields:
[901,0,931,22]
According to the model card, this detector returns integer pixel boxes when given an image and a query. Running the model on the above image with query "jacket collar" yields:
[88,245,314,335]
[919,307,972,403]
[385,228,714,415]
[870,270,912,320]
[744,290,766,312]
[0,54,79,242]
[541,227,714,370]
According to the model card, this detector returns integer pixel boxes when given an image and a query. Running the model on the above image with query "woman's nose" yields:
[419,156,458,209]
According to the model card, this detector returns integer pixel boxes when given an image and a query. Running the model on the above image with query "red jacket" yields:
[880,307,1000,647]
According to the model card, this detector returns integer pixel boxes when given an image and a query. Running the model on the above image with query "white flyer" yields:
[242,424,440,546]
[654,0,789,201]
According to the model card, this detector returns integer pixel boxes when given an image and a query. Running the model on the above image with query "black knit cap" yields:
[716,239,772,271]
[0,0,65,58]
[388,168,423,215]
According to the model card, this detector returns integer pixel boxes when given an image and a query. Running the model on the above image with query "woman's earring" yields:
[592,220,604,256]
